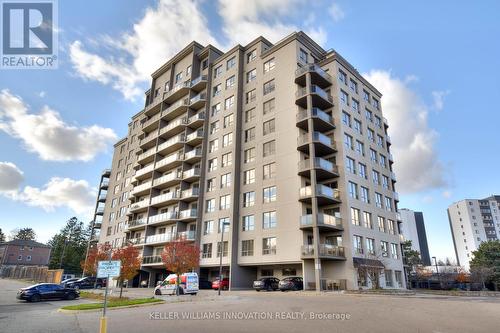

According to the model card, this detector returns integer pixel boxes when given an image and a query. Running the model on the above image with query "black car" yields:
[253,277,280,291]
[278,277,303,291]
[199,278,213,289]
[60,278,79,287]
[67,276,107,290]
[17,283,80,302]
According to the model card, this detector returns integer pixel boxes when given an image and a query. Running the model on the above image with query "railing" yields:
[298,157,338,174]
[163,81,190,99]
[186,129,203,142]
[299,185,340,200]
[150,191,180,205]
[153,172,182,186]
[297,107,333,125]
[137,147,157,161]
[102,169,111,176]
[95,207,105,214]
[155,152,183,169]
[188,112,205,124]
[295,64,333,82]
[181,187,200,198]
[296,85,333,103]
[126,219,146,229]
[190,92,206,105]
[100,181,109,188]
[298,131,333,147]
[159,117,188,135]
[146,233,175,244]
[139,131,158,146]
[177,230,196,241]
[142,113,161,128]
[98,194,107,201]
[182,168,201,179]
[142,255,162,265]
[129,200,149,210]
[157,134,185,152]
[179,209,197,219]
[301,244,345,258]
[393,192,400,201]
[300,213,342,228]
[190,75,207,87]
[131,181,151,194]
[184,148,202,160]
[148,211,179,224]
[162,98,190,116]
[128,237,145,245]
[134,164,154,178]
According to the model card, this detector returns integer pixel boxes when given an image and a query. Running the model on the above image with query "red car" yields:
[212,278,229,290]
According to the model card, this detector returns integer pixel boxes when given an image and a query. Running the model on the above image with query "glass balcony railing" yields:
[182,168,201,179]
[181,187,200,198]
[186,129,203,142]
[301,244,345,258]
[298,132,334,147]
[190,92,206,105]
[190,75,207,88]
[177,230,196,241]
[188,112,205,124]
[300,213,342,228]
[148,211,179,224]
[184,148,202,160]
[295,64,333,82]
[126,219,146,230]
[179,209,197,219]
[163,81,190,99]
[142,255,162,264]
[298,157,338,174]
[146,233,175,244]
[153,172,182,186]
[299,185,340,200]
[151,191,180,205]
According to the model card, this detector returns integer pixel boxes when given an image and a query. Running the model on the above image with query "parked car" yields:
[199,278,213,290]
[278,277,303,291]
[17,283,80,302]
[212,278,229,290]
[66,276,107,290]
[61,274,76,281]
[60,278,79,287]
[253,277,280,291]
[154,273,199,295]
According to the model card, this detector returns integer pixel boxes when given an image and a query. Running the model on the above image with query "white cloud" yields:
[0,162,24,192]
[0,89,117,162]
[328,3,345,22]
[69,0,326,100]
[431,90,450,111]
[442,190,452,199]
[38,91,46,98]
[363,70,447,194]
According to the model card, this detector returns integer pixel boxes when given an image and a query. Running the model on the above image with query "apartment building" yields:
[93,31,405,290]
[399,208,431,266]
[448,195,500,270]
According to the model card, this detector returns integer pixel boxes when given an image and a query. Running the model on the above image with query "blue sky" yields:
[0,0,499,262]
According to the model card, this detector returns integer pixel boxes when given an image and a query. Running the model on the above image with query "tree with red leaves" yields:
[112,245,141,298]
[161,239,200,295]
[81,243,110,276]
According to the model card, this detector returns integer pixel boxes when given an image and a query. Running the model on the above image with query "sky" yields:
[1,0,499,262]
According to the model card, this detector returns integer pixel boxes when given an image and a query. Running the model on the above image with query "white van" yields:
[154,272,199,295]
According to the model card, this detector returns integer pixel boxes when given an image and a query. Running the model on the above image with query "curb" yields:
[57,300,166,313]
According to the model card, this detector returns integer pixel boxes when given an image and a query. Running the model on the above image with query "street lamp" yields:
[432,256,439,274]
[218,221,230,296]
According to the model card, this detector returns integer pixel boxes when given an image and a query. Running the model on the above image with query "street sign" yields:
[97,260,121,278]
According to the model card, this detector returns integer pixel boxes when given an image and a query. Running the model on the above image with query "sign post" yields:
[97,260,121,333]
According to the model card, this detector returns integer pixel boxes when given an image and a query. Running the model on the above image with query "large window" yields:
[262,237,277,255]
[221,173,232,188]
[225,95,235,109]
[360,187,370,203]
[363,211,373,229]
[246,90,256,104]
[241,240,254,256]
[391,243,399,259]
[353,235,363,254]
[206,199,215,213]
[263,140,276,157]
[263,186,277,203]
[263,211,277,229]
[222,133,233,147]
[344,133,353,150]
[244,169,256,185]
[226,56,236,70]
[243,191,255,207]
[226,75,235,89]
[208,158,217,171]
[366,238,375,255]
[245,108,256,122]
[263,58,275,73]
[378,216,386,232]
[244,148,255,163]
[263,79,275,95]
[375,192,383,208]
[218,217,230,233]
[346,157,356,174]
[247,49,256,63]
[380,241,389,257]
[242,215,255,231]
[245,128,255,142]
[263,99,275,114]
[202,243,212,258]
[223,115,234,129]
[217,241,229,257]
[348,181,358,199]
[246,69,257,83]
[219,194,231,210]
[263,163,276,180]
[263,119,275,135]
[221,152,232,167]
[203,220,214,235]
[213,84,221,97]
[351,207,361,226]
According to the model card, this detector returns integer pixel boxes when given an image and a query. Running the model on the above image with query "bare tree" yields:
[470,266,494,290]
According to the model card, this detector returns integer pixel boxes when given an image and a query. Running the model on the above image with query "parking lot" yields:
[1,278,500,333]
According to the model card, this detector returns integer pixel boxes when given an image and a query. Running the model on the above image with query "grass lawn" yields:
[61,297,163,311]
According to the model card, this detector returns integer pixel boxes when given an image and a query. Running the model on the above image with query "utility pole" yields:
[218,221,229,296]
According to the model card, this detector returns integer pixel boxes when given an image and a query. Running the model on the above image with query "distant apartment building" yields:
[448,195,500,270]
[399,208,431,266]
[0,240,51,266]
[92,31,405,290]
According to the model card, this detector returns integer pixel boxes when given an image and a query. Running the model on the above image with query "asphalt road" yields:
[1,278,500,333]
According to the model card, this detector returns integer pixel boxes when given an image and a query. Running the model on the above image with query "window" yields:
[365,109,373,122]
[246,69,257,83]
[395,271,402,287]
[388,220,396,235]
[375,193,383,208]
[372,170,380,185]
[241,240,254,256]
[351,207,361,226]
[263,58,275,73]
[263,99,275,114]
[391,243,399,259]
[204,220,214,235]
[338,69,347,84]
[342,112,351,127]
[26,255,31,261]
[263,119,275,135]
[220,194,231,210]
[244,148,255,163]
[222,132,233,147]
[246,89,256,104]
[299,48,308,63]
[217,241,229,257]
[202,243,212,258]
[380,241,389,257]
[226,56,236,70]
[213,84,222,97]
[358,163,367,179]
[375,116,382,128]
[363,90,370,102]
[263,79,275,95]
[186,65,192,76]
[243,191,255,207]
[262,237,277,255]
[214,65,222,78]
[175,72,183,83]
[382,175,390,190]
[245,128,255,142]
[226,75,235,89]
[379,155,386,168]
[263,163,276,180]
[208,158,217,171]
[385,197,393,212]
[263,140,276,157]
[242,215,255,231]
[245,108,256,122]
[367,128,375,142]
[378,216,386,232]
[244,169,256,185]
[340,90,348,104]
[202,59,208,69]
[17,255,22,260]
[221,152,232,167]
[206,199,216,213]
[348,181,358,199]
[247,49,256,63]
[263,211,277,229]
[263,186,277,203]
[370,149,377,163]
[223,115,234,129]
[209,139,219,153]
[346,157,356,174]
[353,235,363,254]
[361,187,370,203]
[111,198,117,208]
[385,270,393,287]
[363,211,373,229]
[352,99,359,112]
[372,98,379,109]
[218,217,230,233]
[207,178,216,192]
[349,79,358,93]
[225,95,235,109]
[353,119,362,134]
[211,103,221,116]
[344,133,353,150]
[221,173,232,188]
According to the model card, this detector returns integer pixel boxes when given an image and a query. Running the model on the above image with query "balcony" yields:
[131,181,152,196]
[182,168,201,182]
[148,211,178,226]
[155,152,183,173]
[146,232,176,245]
[95,206,105,215]
[393,192,400,202]
[102,169,111,177]
[189,92,206,110]
[158,117,188,138]
[388,153,394,163]
[190,75,208,92]
[299,213,343,231]
[301,244,345,260]
[299,184,341,205]
[177,230,196,241]
[163,81,190,104]
[396,211,402,222]
[296,85,334,109]
[92,221,102,229]
[162,97,190,121]
[134,164,154,181]
[297,132,337,156]
[183,148,202,164]
[97,194,106,203]
[296,108,335,132]
[178,208,197,221]
[187,112,205,129]
[142,255,163,265]
[150,191,180,207]
[383,117,389,128]
[185,129,204,146]
[129,199,149,213]
[137,147,157,164]
[390,171,397,181]
[142,112,161,132]
[125,219,146,231]
[295,64,333,88]
[180,187,199,202]
[157,134,185,155]
[298,158,339,180]
[386,135,392,145]
[128,237,146,246]
[100,181,109,190]
[153,171,182,189]
[139,130,159,149]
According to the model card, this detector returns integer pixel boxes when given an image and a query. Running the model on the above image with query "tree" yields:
[81,243,110,276]
[112,245,141,298]
[356,251,387,289]
[0,228,5,243]
[470,266,494,290]
[48,217,91,274]
[11,227,36,240]
[161,239,200,295]
[470,240,500,289]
